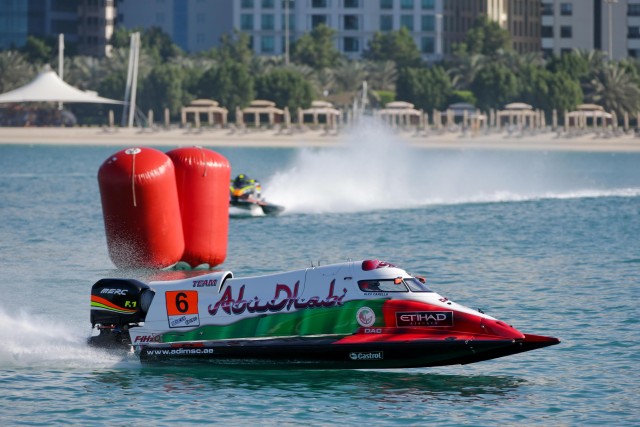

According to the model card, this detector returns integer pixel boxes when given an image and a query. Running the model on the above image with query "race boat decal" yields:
[166,290,200,328]
[90,295,137,314]
[164,299,388,343]
[207,279,347,316]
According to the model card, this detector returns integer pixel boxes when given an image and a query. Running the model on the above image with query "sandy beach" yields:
[1,126,640,152]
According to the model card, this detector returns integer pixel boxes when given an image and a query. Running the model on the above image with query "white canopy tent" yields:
[0,68,123,105]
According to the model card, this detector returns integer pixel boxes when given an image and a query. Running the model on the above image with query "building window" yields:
[421,14,434,31]
[541,25,553,38]
[344,0,359,7]
[400,15,413,30]
[421,36,434,53]
[401,0,413,9]
[380,0,393,9]
[421,0,434,9]
[241,14,254,30]
[629,49,640,57]
[282,14,295,30]
[560,26,572,38]
[344,15,359,30]
[560,48,571,55]
[560,3,572,16]
[262,0,274,8]
[241,0,254,8]
[262,14,275,30]
[261,36,275,52]
[542,3,553,15]
[312,0,327,8]
[380,15,393,31]
[629,4,640,16]
[311,14,328,27]
[542,48,553,58]
[629,26,640,39]
[344,36,359,52]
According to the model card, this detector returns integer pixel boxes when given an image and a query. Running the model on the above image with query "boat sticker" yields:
[166,290,200,328]
[356,306,376,327]
[396,311,454,327]
[207,279,347,316]
[349,352,384,361]
[133,334,162,344]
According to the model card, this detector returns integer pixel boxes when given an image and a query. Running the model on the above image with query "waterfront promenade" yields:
[1,125,639,152]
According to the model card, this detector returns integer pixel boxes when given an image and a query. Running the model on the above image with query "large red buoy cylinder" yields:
[166,146,230,267]
[98,147,184,269]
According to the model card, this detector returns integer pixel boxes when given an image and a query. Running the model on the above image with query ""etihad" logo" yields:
[396,311,454,327]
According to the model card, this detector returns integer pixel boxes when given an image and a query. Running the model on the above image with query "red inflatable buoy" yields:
[98,147,184,269]
[167,146,230,267]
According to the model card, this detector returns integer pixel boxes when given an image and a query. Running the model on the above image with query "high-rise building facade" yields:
[541,0,638,60]
[0,0,29,50]
[77,0,116,57]
[0,0,114,57]
[116,0,234,53]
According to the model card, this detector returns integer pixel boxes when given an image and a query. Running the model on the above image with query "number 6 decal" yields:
[166,290,200,328]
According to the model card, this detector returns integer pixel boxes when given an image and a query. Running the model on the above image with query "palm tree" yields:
[365,60,397,91]
[0,51,35,93]
[584,62,640,116]
[332,59,367,93]
[447,53,486,90]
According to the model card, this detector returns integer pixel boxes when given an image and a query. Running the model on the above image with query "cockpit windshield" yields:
[358,277,433,293]
[358,279,408,292]
[403,277,433,292]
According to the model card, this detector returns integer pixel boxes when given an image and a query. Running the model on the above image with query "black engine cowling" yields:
[90,278,155,326]
[89,278,155,350]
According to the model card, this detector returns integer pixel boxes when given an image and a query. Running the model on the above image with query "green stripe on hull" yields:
[162,299,387,343]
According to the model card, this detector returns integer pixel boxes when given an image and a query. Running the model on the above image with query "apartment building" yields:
[0,0,115,57]
[541,0,639,59]
[77,0,116,57]
[116,0,234,53]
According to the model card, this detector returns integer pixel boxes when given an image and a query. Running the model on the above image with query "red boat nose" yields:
[480,318,526,339]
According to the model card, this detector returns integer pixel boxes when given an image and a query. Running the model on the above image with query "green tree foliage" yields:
[217,30,254,66]
[111,26,182,61]
[584,62,640,115]
[333,59,367,92]
[291,24,342,69]
[396,66,452,111]
[196,62,254,111]
[0,51,34,92]
[546,50,593,81]
[448,90,477,107]
[139,63,186,116]
[546,71,583,113]
[363,27,422,69]
[365,60,397,91]
[470,62,519,110]
[141,27,183,61]
[255,68,315,111]
[463,15,512,56]
[20,36,52,65]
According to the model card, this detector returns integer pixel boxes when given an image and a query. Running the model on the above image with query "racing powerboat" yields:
[89,259,559,368]
[229,173,284,216]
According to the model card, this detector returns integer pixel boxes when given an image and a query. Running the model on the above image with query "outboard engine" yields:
[89,278,155,350]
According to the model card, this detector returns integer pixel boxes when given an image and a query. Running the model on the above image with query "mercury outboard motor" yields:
[88,278,155,350]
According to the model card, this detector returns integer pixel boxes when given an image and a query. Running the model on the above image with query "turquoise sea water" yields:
[0,128,639,426]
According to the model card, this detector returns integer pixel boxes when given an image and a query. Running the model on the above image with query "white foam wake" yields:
[0,307,125,369]
[262,122,640,214]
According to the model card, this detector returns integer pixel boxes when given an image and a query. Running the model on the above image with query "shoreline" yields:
[1,126,640,152]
